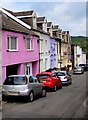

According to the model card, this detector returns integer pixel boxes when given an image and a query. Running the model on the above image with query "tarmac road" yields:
[2,72,88,119]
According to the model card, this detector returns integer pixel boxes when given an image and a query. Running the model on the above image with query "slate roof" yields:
[13,10,34,17]
[1,11,38,36]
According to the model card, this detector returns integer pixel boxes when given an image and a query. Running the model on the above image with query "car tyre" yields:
[67,80,69,86]
[29,91,34,102]
[41,89,47,97]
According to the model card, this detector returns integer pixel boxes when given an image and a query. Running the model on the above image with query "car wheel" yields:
[70,79,72,84]
[41,89,47,97]
[29,91,34,102]
[67,80,69,86]
[54,85,57,91]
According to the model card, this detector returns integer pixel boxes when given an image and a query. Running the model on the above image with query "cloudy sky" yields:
[0,0,87,36]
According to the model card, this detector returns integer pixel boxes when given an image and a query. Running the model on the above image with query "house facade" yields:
[50,37,56,68]
[74,45,86,67]
[1,8,39,82]
[60,31,72,68]
[52,25,61,69]
[13,11,51,72]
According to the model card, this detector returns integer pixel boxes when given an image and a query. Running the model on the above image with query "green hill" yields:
[71,36,88,58]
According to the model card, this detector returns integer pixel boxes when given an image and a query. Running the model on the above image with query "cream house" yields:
[60,31,72,68]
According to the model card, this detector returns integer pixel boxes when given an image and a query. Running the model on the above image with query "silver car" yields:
[2,75,47,102]
[73,66,84,74]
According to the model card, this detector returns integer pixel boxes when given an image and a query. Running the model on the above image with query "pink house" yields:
[1,8,39,82]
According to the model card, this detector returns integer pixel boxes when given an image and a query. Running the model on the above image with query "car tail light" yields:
[64,76,68,79]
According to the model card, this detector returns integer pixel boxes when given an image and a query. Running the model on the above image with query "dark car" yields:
[79,64,88,71]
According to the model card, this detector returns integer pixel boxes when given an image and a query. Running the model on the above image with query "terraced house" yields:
[47,23,61,69]
[1,8,72,82]
[1,8,39,82]
[59,30,72,68]
[13,10,50,72]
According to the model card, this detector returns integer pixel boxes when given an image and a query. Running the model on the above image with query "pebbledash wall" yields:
[2,31,39,82]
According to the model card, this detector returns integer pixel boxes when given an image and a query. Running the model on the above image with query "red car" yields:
[36,72,62,91]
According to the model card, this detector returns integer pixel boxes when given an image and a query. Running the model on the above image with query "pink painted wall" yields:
[2,31,39,81]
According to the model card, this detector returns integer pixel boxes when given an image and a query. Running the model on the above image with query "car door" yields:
[28,76,38,95]
[52,73,60,87]
[33,77,43,95]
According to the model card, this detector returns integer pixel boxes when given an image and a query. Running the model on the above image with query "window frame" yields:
[27,37,33,51]
[7,36,18,51]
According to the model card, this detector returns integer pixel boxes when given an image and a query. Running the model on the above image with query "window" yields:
[7,36,17,51]
[29,76,34,83]
[27,38,33,50]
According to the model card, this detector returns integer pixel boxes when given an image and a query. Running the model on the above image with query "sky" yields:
[0,0,87,36]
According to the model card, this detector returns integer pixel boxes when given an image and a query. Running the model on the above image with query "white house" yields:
[74,45,86,67]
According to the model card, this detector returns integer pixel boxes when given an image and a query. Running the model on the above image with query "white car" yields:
[55,71,72,86]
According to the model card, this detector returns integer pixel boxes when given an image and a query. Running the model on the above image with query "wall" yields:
[2,30,39,81]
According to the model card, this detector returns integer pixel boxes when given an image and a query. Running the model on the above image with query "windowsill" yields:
[27,49,34,52]
[6,49,18,52]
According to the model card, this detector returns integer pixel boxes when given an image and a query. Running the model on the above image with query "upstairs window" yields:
[27,38,33,50]
[7,36,18,51]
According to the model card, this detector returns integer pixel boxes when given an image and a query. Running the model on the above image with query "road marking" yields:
[83,97,88,107]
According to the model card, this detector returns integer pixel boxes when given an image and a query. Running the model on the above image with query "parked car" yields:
[79,64,88,71]
[73,66,84,74]
[36,72,62,91]
[54,71,72,86]
[2,75,47,102]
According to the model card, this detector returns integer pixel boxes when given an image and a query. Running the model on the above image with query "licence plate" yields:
[7,92,18,96]
[43,80,46,82]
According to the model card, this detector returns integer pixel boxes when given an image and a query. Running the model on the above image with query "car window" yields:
[36,74,50,79]
[29,76,34,83]
[33,76,38,83]
[57,72,65,76]
[3,76,27,85]
[52,73,57,77]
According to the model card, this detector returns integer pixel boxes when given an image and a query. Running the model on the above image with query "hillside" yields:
[71,36,88,58]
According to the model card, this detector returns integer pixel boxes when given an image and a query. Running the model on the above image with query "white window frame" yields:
[7,36,18,51]
[27,37,33,51]
[25,63,32,75]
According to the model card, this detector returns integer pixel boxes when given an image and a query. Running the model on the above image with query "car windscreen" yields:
[3,76,27,85]
[36,74,50,79]
[56,72,65,76]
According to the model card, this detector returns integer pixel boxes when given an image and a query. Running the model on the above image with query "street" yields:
[2,72,88,119]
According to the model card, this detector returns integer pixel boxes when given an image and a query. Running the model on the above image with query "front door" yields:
[25,63,32,75]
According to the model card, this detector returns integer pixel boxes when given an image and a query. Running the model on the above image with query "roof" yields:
[13,10,34,17]
[2,12,29,34]
[0,8,31,30]
[37,17,45,22]
[1,11,38,36]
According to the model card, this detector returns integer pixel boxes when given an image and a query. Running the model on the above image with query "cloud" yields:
[0,1,86,36]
